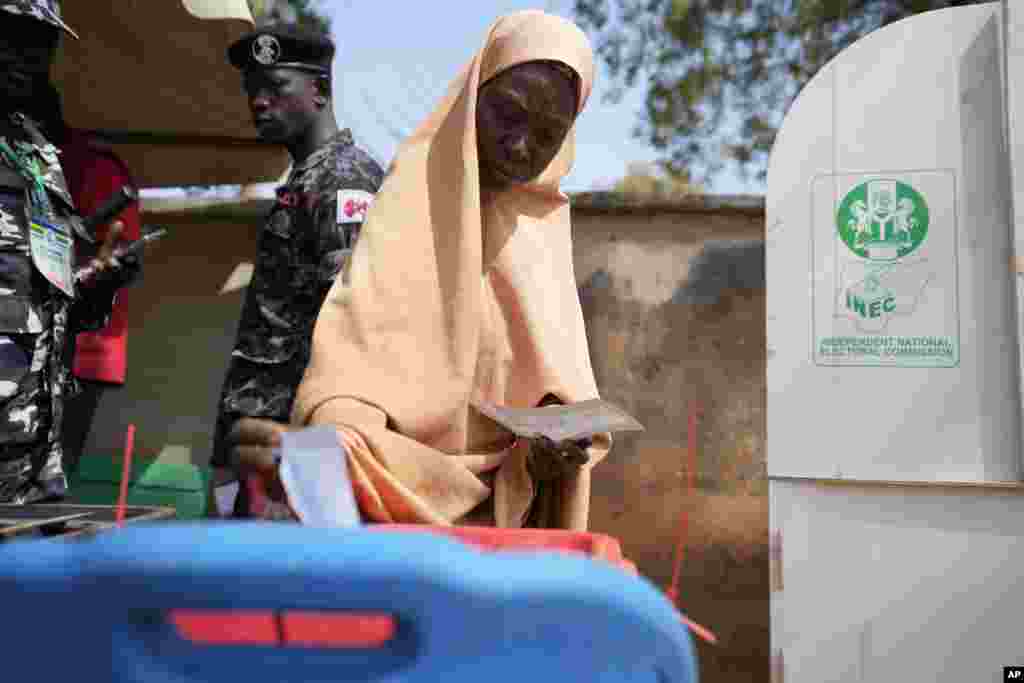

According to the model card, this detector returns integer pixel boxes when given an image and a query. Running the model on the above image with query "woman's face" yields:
[476,61,577,191]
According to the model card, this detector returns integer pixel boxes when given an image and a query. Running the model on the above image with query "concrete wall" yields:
[85,193,769,681]
[571,194,767,681]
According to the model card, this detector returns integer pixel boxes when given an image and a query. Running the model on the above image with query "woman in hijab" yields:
[229,10,610,530]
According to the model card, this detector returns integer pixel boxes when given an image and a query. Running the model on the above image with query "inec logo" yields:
[836,179,929,262]
[834,178,934,331]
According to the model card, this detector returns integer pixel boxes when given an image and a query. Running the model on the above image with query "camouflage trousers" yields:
[0,307,73,505]
[0,440,65,504]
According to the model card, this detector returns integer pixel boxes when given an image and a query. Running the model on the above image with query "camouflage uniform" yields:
[0,112,117,503]
[211,130,383,487]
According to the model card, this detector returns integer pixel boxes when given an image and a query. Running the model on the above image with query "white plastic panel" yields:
[767,4,1022,482]
[771,478,1024,682]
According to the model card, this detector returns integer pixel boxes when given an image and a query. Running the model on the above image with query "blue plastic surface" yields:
[0,523,698,682]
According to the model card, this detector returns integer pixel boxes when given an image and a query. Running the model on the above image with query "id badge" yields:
[28,218,75,297]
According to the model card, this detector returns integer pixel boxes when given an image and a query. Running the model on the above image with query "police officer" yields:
[0,0,139,503]
[212,24,384,516]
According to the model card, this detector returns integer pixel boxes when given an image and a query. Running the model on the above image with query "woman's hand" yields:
[528,435,591,481]
[228,417,290,502]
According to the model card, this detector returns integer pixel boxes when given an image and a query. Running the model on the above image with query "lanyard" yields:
[0,115,53,217]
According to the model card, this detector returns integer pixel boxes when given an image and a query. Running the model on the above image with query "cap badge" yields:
[252,34,282,66]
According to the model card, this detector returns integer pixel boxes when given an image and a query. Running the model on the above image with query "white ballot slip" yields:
[213,481,240,518]
[472,398,644,443]
[277,426,361,527]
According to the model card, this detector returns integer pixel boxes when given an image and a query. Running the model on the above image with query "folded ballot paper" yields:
[473,398,644,442]
[276,426,361,527]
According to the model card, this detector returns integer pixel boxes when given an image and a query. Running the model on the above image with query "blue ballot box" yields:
[0,523,698,683]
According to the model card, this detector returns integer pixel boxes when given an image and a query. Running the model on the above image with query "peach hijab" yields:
[291,10,610,530]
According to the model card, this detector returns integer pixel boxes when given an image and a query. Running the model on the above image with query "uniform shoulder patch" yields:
[337,189,375,224]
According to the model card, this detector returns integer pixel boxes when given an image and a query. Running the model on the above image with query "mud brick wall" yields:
[571,193,767,682]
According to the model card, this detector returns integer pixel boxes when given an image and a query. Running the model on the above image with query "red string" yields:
[666,402,699,600]
[666,508,688,605]
[115,424,135,526]
[680,614,718,646]
[664,402,718,645]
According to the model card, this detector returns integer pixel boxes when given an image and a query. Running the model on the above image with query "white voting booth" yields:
[768,1,1024,679]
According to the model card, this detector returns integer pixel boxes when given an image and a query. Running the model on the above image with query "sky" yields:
[324,0,764,195]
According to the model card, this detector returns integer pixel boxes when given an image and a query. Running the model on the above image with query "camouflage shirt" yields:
[0,112,116,502]
[211,129,384,470]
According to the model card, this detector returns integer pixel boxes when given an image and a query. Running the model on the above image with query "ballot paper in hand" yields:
[277,426,361,527]
[473,398,644,443]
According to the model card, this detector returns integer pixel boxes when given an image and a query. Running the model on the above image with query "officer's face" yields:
[476,61,578,191]
[242,68,320,143]
[0,15,59,105]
